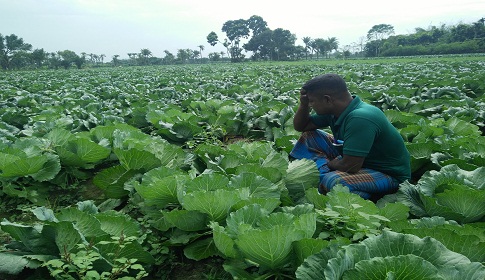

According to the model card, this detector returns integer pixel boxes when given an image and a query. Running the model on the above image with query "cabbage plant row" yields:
[0,59,484,279]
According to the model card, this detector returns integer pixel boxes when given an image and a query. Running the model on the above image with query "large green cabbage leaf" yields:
[133,166,187,207]
[397,164,485,223]
[296,230,485,280]
[235,225,303,270]
[93,165,139,198]
[388,217,485,263]
[182,189,246,222]
[285,159,320,203]
[162,209,209,232]
[168,172,282,230]
[0,138,61,181]
[211,204,319,274]
[112,127,187,169]
[56,137,111,167]
[0,203,155,275]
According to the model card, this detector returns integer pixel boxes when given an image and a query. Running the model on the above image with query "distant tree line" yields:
[206,15,339,62]
[1,16,484,70]
[367,18,485,57]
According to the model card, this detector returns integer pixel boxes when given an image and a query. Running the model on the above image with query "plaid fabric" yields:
[290,130,400,200]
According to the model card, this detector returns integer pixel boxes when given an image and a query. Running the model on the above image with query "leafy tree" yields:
[31,48,47,68]
[9,51,31,69]
[208,52,221,61]
[292,45,306,60]
[47,52,61,69]
[366,24,394,56]
[367,24,395,41]
[376,18,485,56]
[0,33,32,70]
[449,23,478,42]
[140,48,152,65]
[208,15,271,62]
[177,49,192,63]
[58,50,84,69]
[207,31,230,59]
[272,28,296,60]
[244,29,273,60]
[429,25,447,42]
[247,15,268,36]
[163,50,175,64]
[312,38,328,59]
[364,40,381,57]
[343,49,351,59]
[311,37,338,59]
[73,53,86,69]
[140,49,151,58]
[244,27,296,61]
[112,54,120,66]
[221,19,249,62]
[207,31,219,46]
[412,29,436,45]
[222,19,250,44]
[207,18,251,62]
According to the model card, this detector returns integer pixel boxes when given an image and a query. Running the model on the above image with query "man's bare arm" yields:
[327,155,365,173]
[293,89,319,132]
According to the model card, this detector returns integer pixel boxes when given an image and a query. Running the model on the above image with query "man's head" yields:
[302,73,348,97]
[301,73,352,116]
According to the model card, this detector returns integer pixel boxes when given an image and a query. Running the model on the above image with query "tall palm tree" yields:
[140,48,152,57]
[112,55,120,66]
[327,37,339,58]
[198,45,205,59]
[140,49,152,65]
[302,37,312,60]
[88,53,95,64]
[312,39,325,59]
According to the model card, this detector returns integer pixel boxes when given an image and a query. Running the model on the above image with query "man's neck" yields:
[333,95,354,119]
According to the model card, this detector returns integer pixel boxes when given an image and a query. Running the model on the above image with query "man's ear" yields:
[323,94,332,103]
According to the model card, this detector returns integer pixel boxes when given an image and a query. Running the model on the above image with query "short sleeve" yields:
[342,117,379,157]
[310,114,332,128]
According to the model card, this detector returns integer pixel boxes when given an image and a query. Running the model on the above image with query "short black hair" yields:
[302,73,348,95]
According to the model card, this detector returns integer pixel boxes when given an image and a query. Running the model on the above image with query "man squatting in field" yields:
[290,73,411,201]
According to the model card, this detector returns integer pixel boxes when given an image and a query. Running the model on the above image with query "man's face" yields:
[307,91,331,115]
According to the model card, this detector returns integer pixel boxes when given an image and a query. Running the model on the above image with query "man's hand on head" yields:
[300,88,309,106]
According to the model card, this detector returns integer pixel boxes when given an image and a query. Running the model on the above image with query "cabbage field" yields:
[1,57,485,279]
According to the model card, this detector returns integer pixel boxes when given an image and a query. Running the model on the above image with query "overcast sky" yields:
[1,0,483,59]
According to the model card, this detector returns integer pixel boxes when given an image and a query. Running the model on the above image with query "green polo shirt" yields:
[310,96,411,183]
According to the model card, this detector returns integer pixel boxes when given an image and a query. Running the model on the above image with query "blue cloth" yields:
[290,130,400,200]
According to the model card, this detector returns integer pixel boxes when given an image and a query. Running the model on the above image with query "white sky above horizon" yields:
[1,0,483,60]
